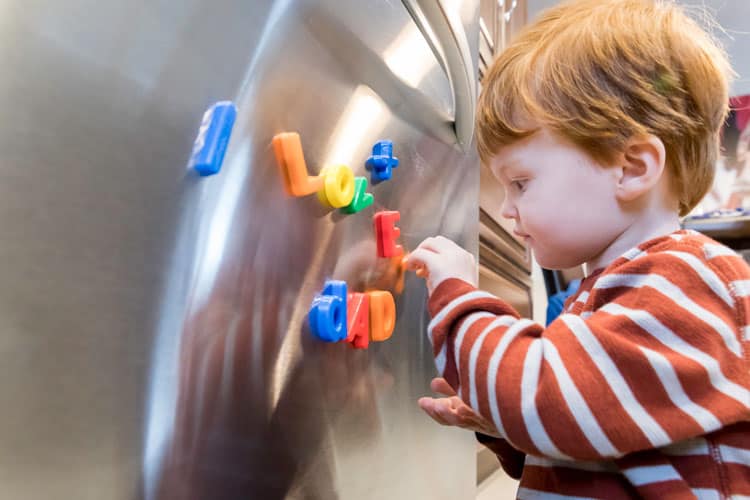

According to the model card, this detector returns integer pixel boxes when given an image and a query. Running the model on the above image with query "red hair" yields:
[476,0,732,216]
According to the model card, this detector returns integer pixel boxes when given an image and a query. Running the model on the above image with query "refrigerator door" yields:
[402,0,477,147]
[0,1,480,499]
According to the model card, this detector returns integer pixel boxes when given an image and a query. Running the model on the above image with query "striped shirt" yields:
[427,230,750,499]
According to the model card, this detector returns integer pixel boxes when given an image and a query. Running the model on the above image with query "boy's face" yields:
[489,127,628,270]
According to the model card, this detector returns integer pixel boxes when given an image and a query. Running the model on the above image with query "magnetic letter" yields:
[368,291,395,342]
[346,292,370,349]
[374,211,403,258]
[272,132,324,196]
[341,177,374,214]
[308,280,348,342]
[317,165,355,208]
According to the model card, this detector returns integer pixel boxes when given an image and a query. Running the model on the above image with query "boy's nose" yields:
[500,197,517,220]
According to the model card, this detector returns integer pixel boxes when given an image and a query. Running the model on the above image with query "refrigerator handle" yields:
[402,0,477,149]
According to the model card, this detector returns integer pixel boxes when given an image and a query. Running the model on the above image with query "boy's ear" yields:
[615,135,667,203]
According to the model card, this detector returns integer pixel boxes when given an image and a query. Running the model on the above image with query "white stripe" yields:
[435,348,446,375]
[720,444,750,465]
[517,487,596,500]
[743,325,750,342]
[663,251,734,307]
[732,280,750,297]
[622,247,647,261]
[541,339,620,457]
[730,496,750,500]
[564,292,589,313]
[638,346,722,432]
[525,454,617,472]
[662,437,709,456]
[427,291,496,338]
[428,291,495,374]
[560,314,670,446]
[704,243,738,259]
[468,315,516,411]
[670,233,684,241]
[453,312,494,378]
[486,318,535,440]
[622,464,681,486]
[521,341,569,459]
[596,273,742,357]
[581,312,593,319]
[693,489,721,500]
[601,303,750,408]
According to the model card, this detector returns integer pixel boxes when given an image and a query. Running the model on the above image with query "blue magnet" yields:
[309,280,348,342]
[189,101,237,176]
[365,140,399,184]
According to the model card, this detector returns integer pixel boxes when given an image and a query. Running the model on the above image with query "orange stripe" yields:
[551,321,654,453]
[592,292,749,423]
[493,335,542,456]
[594,331,706,440]
[534,358,600,458]
[456,315,496,401]
[521,465,637,499]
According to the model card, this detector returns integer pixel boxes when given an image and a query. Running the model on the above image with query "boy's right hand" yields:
[405,236,477,295]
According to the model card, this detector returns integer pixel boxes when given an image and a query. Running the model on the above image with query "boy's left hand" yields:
[418,377,500,438]
[405,236,478,295]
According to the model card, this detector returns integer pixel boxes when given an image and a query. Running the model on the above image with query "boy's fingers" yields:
[422,397,460,426]
[422,385,497,434]
[432,401,460,426]
[418,397,451,426]
[404,248,437,274]
[404,253,428,277]
[430,377,457,397]
[456,404,482,423]
[448,396,465,411]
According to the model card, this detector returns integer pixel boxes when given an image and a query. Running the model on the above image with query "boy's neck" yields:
[584,210,682,275]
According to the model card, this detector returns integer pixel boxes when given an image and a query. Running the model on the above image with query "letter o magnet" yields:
[318,165,355,208]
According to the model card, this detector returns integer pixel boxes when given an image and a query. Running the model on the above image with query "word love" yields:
[272,132,373,213]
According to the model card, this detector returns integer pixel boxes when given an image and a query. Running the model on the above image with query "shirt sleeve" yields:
[427,250,750,460]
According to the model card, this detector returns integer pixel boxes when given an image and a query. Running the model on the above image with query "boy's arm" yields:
[428,253,750,461]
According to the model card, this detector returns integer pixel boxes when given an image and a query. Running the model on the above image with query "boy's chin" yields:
[534,251,584,271]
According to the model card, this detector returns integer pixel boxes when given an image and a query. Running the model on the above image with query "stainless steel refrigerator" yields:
[0,1,481,498]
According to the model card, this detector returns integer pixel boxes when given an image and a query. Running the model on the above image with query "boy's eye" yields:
[511,179,527,192]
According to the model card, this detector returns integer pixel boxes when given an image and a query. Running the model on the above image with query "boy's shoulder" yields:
[580,230,750,327]
[609,229,750,286]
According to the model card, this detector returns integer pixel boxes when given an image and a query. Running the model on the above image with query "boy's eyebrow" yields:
[495,159,522,174]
